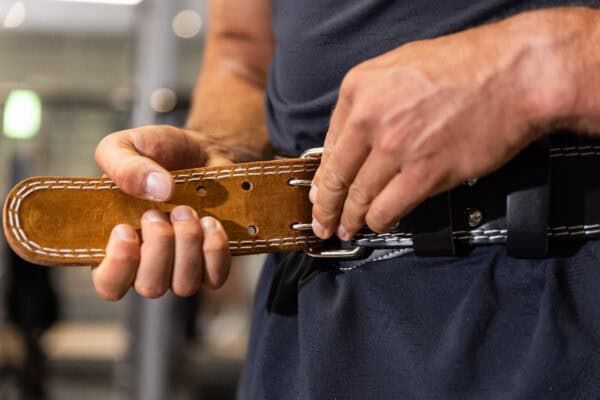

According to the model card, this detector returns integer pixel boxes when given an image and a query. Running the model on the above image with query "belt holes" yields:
[241,181,253,191]
[196,185,207,196]
[247,225,259,236]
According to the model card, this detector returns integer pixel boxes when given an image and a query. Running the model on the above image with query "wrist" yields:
[183,128,272,163]
[507,8,598,131]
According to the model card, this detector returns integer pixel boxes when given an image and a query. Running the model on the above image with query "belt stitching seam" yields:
[353,226,600,244]
[8,162,321,259]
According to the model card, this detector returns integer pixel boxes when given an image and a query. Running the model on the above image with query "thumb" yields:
[95,126,206,201]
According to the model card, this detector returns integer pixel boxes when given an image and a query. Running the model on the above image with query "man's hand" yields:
[311,9,581,240]
[88,0,274,301]
[93,125,233,300]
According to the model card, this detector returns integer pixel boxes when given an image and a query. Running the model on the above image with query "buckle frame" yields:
[300,147,324,159]
[298,147,370,260]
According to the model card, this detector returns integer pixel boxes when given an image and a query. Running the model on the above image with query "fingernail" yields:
[171,207,197,221]
[145,172,170,201]
[309,185,318,204]
[114,225,137,241]
[143,210,166,222]
[337,224,348,241]
[201,217,218,233]
[312,218,326,238]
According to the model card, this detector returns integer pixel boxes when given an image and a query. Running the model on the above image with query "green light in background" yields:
[3,89,42,139]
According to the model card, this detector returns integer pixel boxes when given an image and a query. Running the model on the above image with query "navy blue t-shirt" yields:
[239,2,600,399]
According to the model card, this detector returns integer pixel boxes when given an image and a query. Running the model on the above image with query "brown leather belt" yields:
[6,138,600,267]
[3,155,324,267]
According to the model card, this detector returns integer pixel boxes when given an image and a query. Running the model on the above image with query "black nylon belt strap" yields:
[506,142,550,258]
[409,192,455,256]
[349,136,600,258]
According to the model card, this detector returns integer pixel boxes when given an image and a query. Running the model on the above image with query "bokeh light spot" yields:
[3,89,42,139]
[172,9,202,39]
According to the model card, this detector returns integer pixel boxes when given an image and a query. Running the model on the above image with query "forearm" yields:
[186,53,272,163]
[559,7,600,133]
[185,0,274,163]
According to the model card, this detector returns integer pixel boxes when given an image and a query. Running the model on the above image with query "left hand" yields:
[310,13,573,240]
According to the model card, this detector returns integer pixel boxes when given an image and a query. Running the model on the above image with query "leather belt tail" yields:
[3,158,320,267]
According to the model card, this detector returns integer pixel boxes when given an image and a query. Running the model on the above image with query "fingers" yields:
[170,206,204,297]
[366,167,434,233]
[312,67,379,239]
[311,68,358,194]
[169,211,230,293]
[311,138,370,239]
[92,225,140,301]
[93,208,231,301]
[200,217,231,290]
[135,210,175,298]
[338,153,399,239]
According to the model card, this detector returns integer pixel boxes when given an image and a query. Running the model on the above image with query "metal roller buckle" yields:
[289,147,371,260]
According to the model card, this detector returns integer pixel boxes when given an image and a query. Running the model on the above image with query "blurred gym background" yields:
[0,1,264,399]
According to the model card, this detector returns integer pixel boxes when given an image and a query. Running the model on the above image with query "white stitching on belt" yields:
[356,224,600,245]
[8,161,319,260]
[550,145,600,158]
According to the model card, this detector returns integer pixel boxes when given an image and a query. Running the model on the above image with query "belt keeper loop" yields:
[410,191,455,256]
[506,141,551,258]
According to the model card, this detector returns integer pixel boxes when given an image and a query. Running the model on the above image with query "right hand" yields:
[92,125,233,301]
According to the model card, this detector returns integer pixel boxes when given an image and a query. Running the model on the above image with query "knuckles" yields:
[174,220,203,241]
[146,222,175,240]
[203,238,229,254]
[346,112,375,136]
[321,167,351,193]
[94,135,110,166]
[366,203,396,233]
[178,218,202,233]
[109,251,140,268]
[375,129,409,156]
[131,126,176,161]
[339,68,361,103]
[347,184,372,208]
[113,160,144,195]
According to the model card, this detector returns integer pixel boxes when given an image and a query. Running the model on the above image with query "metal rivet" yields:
[466,208,483,228]
[247,225,258,236]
